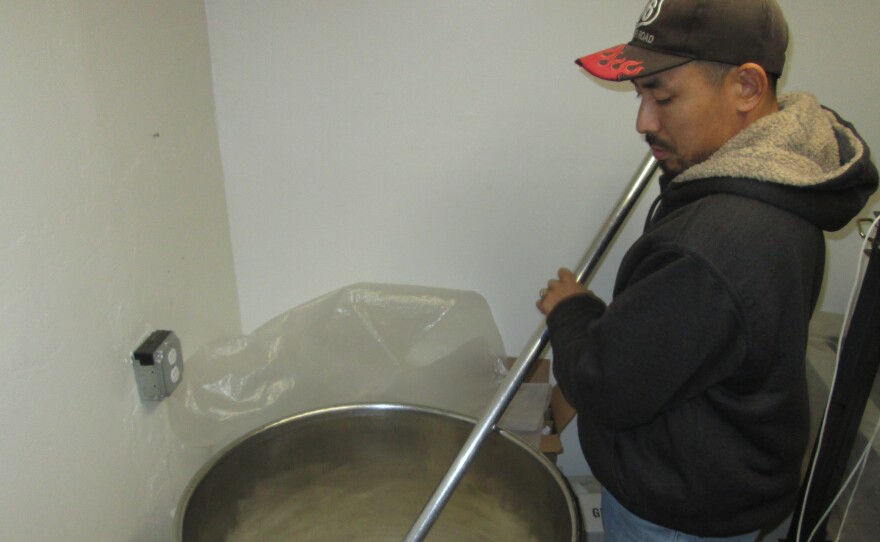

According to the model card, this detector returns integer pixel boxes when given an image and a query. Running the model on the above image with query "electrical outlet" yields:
[132,330,183,401]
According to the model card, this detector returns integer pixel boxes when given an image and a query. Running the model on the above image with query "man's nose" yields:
[636,99,660,135]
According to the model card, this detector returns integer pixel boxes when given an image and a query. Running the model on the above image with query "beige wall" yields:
[0,1,241,540]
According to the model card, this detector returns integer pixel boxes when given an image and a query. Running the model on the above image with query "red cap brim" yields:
[576,44,692,81]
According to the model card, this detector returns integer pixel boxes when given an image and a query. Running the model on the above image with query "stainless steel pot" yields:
[177,404,580,541]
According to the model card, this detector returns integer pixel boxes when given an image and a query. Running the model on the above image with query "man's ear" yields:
[734,63,769,113]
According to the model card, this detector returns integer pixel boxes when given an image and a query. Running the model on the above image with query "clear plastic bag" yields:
[168,283,509,448]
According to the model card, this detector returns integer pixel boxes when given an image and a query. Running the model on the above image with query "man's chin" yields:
[658,160,681,177]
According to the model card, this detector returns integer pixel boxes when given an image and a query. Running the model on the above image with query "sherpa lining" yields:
[674,92,864,187]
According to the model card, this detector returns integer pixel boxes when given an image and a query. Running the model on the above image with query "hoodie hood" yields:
[659,93,878,231]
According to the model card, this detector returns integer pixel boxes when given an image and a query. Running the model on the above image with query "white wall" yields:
[0,2,241,540]
[207,0,880,478]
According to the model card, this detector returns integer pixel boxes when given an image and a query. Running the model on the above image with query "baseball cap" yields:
[577,0,789,81]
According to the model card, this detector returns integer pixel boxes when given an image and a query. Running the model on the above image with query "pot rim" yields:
[175,402,580,541]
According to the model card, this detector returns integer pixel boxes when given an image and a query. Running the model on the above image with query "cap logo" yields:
[637,0,664,28]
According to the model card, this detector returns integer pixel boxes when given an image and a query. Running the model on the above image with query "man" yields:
[536,1,878,540]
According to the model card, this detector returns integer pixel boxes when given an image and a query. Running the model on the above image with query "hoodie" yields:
[547,93,878,536]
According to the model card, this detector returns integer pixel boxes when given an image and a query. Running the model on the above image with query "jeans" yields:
[601,489,761,542]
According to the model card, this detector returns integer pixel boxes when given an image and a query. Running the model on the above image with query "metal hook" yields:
[857,218,874,239]
[857,212,879,256]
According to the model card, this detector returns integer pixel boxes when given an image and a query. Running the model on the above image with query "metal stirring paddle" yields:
[403,153,659,542]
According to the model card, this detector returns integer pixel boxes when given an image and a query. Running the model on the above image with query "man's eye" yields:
[656,97,673,105]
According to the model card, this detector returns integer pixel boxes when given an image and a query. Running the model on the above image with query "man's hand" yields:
[536,267,588,315]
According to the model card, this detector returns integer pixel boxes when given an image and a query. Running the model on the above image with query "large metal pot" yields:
[177,404,580,541]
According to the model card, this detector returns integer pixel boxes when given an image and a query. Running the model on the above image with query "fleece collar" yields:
[673,92,864,187]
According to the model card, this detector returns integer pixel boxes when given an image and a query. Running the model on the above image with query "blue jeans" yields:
[601,489,760,542]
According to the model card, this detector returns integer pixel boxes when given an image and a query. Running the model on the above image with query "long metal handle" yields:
[402,153,659,542]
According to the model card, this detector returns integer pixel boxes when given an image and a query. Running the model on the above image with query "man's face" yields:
[632,62,741,177]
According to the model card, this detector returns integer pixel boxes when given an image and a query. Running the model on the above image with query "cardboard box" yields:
[504,357,577,462]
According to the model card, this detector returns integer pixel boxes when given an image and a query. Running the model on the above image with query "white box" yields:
[568,475,604,542]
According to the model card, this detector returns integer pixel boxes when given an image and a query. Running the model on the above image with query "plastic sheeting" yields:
[168,283,511,448]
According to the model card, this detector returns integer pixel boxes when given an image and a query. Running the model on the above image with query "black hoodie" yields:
[547,93,878,536]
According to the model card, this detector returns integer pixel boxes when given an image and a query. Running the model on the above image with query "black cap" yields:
[577,0,789,81]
